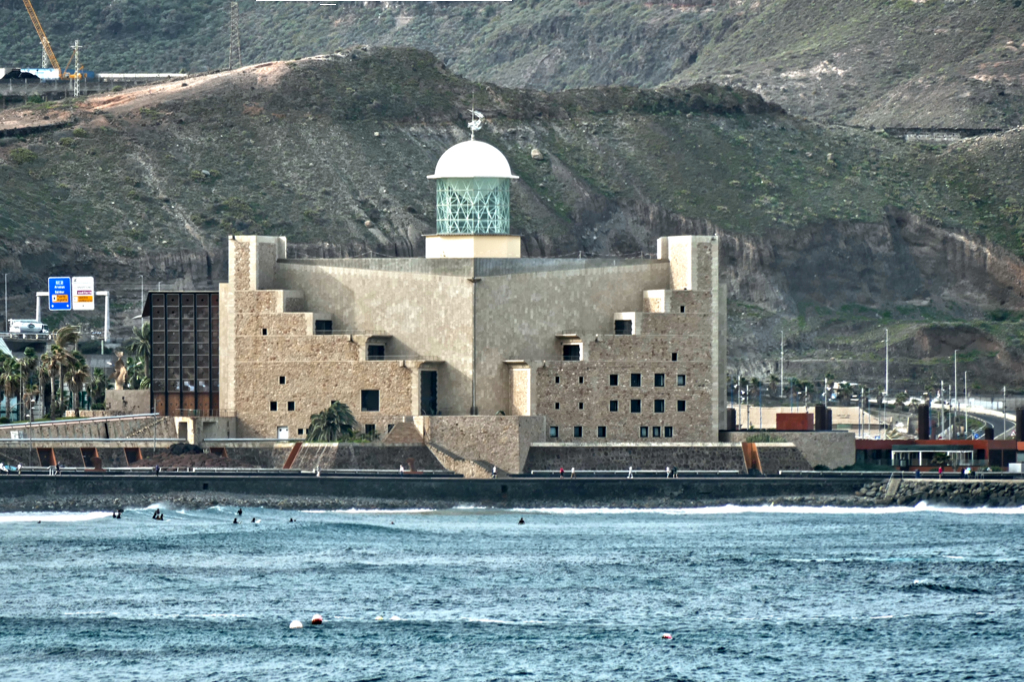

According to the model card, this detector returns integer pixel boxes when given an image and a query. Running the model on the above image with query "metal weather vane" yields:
[468,109,484,139]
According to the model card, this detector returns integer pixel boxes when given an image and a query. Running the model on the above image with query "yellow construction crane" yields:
[21,0,82,82]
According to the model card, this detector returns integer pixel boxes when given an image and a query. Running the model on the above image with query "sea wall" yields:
[0,473,878,511]
[720,430,855,470]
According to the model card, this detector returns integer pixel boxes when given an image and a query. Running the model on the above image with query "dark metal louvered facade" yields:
[144,292,219,416]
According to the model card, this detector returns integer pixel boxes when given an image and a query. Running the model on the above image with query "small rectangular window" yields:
[677,374,686,386]
[287,401,295,411]
[563,345,581,361]
[579,376,584,384]
[573,426,582,438]
[677,400,686,412]
[640,426,648,438]
[614,320,633,335]
[578,402,584,410]
[555,376,560,384]
[597,426,606,438]
[679,305,685,313]
[631,373,641,387]
[665,426,673,438]
[365,424,375,436]
[609,400,618,412]
[609,374,618,386]
[671,352,677,362]
[361,390,380,412]
[315,319,333,335]
[298,428,304,436]
[270,401,278,411]
[652,426,661,438]
[367,344,386,359]
[631,399,641,413]
[655,373,665,387]
[555,402,560,410]
[262,328,267,336]
[549,426,559,438]
[279,376,286,385]
[655,399,665,413]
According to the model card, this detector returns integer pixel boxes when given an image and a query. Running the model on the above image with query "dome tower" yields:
[425,113,521,258]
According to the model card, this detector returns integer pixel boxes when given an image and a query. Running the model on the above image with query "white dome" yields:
[428,140,518,180]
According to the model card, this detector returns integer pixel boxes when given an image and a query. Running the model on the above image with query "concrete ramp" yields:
[883,476,902,503]
[425,443,493,478]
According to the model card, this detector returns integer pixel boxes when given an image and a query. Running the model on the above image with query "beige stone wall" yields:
[106,389,151,415]
[510,367,531,417]
[418,415,546,473]
[721,430,856,470]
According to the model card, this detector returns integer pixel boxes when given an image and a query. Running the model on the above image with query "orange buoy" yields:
[311,614,323,625]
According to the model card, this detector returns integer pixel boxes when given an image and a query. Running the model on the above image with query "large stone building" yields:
[218,135,727,472]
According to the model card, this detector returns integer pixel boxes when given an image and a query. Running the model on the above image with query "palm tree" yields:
[88,368,108,409]
[19,348,37,421]
[53,325,81,351]
[307,402,357,442]
[127,323,151,382]
[0,357,20,422]
[68,358,90,417]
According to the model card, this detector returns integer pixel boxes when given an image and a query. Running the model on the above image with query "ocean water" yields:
[1,504,1023,681]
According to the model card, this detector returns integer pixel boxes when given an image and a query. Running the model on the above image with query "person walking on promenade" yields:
[399,464,404,476]
[628,466,634,479]
[666,466,671,479]
[570,467,576,479]
[938,466,944,479]
[492,466,497,479]
[559,467,564,479]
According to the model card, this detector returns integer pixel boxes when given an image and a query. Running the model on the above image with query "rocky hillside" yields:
[2,48,1024,393]
[1,1,1022,128]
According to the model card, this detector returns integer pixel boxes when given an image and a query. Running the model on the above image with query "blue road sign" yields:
[48,277,71,311]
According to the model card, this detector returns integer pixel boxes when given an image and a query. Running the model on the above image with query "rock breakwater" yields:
[856,478,1024,507]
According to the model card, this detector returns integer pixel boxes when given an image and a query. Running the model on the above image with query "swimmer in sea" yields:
[152,508,160,520]
[237,508,243,516]
[518,517,525,525]
[233,518,238,524]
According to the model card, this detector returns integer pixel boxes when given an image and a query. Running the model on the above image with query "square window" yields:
[262,328,267,336]
[578,402,584,410]
[361,390,380,412]
[315,319,333,335]
[677,374,686,386]
[609,400,619,412]
[579,376,584,384]
[287,401,295,411]
[597,426,606,438]
[609,374,618,386]
[665,426,673,438]
[655,399,665,413]
[655,373,665,387]
[631,399,641,413]
[279,376,286,385]
[365,424,375,436]
[573,426,582,438]
[368,344,386,359]
[640,426,649,438]
[563,345,581,361]
[671,352,677,362]
[549,426,559,438]
[677,400,686,412]
[298,428,304,436]
[679,305,685,313]
[270,401,277,411]
[555,376,560,384]
[631,373,641,387]
[614,320,633,335]
[653,426,661,437]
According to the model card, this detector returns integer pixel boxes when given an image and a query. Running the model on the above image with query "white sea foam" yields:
[0,511,111,524]
[503,503,1024,516]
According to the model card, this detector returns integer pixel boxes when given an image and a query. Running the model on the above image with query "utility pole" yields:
[1003,385,1007,439]
[3,273,7,333]
[953,350,958,437]
[780,330,785,399]
[965,371,968,437]
[885,327,889,399]
[140,275,145,313]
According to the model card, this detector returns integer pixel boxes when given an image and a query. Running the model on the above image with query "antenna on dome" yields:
[468,109,484,140]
